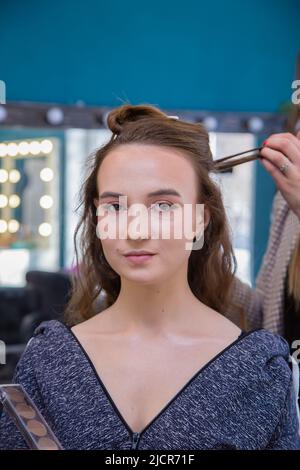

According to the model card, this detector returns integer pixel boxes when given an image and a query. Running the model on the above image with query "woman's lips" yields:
[124,254,156,264]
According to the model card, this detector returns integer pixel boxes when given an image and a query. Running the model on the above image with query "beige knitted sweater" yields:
[225,190,300,335]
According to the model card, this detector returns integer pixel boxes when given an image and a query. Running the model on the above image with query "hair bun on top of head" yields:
[106,103,177,135]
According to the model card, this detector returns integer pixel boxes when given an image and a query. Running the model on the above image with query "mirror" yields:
[0,130,61,286]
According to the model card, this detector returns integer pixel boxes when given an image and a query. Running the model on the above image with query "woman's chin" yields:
[120,270,161,285]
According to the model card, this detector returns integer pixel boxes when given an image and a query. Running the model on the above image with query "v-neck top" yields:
[0,319,299,450]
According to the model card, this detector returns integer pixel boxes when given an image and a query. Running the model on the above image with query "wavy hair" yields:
[286,103,300,309]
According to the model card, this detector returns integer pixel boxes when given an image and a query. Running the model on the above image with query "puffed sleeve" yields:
[0,336,45,449]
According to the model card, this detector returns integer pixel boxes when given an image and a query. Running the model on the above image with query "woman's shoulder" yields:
[241,328,290,356]
[10,320,72,396]
[236,328,292,384]
[21,319,72,362]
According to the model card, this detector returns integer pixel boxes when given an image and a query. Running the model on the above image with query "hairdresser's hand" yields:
[259,131,300,221]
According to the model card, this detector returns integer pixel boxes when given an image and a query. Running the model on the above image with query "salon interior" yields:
[0,1,300,383]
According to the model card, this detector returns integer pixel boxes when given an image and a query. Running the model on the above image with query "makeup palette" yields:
[0,384,63,450]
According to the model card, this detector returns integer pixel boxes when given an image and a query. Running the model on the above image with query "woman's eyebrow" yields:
[99,188,182,199]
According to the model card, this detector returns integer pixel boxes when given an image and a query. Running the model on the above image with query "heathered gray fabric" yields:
[0,319,299,450]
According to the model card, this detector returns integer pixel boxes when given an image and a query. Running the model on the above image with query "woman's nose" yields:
[127,211,150,240]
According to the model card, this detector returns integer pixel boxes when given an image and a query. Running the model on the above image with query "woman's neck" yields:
[106,276,205,336]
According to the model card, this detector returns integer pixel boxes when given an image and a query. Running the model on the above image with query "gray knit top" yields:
[0,319,300,450]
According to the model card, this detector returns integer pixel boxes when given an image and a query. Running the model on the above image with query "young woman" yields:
[0,104,299,450]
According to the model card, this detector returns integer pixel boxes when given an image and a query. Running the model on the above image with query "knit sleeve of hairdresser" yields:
[0,319,299,450]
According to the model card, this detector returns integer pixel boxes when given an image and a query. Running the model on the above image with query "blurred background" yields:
[0,0,299,381]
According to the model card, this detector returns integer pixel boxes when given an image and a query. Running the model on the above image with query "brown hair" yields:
[286,103,300,310]
[288,235,300,309]
[64,103,239,326]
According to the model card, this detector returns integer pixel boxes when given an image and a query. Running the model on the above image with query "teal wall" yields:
[1,0,299,111]
[0,0,299,280]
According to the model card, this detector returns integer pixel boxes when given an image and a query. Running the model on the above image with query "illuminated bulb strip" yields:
[0,139,54,157]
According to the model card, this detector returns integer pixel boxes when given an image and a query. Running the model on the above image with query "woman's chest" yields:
[71,334,235,435]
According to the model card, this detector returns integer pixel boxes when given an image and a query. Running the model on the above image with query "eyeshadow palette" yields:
[0,384,63,450]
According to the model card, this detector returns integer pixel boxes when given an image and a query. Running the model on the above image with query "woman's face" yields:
[94,143,209,285]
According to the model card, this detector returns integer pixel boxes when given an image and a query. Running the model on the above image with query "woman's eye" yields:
[151,202,175,212]
[102,203,126,212]
[99,202,178,214]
